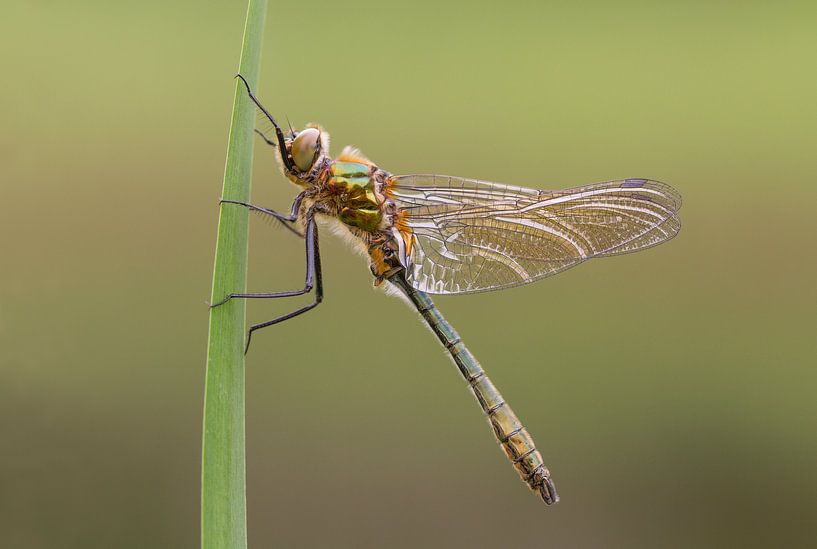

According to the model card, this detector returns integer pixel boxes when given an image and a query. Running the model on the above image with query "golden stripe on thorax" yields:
[325,161,382,233]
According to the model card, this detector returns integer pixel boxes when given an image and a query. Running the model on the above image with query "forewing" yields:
[388,175,681,294]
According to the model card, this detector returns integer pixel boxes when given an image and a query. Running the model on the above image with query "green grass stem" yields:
[201,0,267,547]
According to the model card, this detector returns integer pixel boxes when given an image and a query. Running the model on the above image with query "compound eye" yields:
[291,127,321,171]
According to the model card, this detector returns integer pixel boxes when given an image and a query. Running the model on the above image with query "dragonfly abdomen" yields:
[468,369,556,502]
[389,273,559,505]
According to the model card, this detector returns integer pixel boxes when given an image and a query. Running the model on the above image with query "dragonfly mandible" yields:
[213,74,683,505]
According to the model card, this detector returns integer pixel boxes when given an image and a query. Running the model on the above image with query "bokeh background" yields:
[2,1,816,547]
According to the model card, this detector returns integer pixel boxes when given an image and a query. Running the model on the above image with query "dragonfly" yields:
[213,74,683,505]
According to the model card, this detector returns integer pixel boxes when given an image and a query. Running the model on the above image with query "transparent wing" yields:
[388,175,682,295]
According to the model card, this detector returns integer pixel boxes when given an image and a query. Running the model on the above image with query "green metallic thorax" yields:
[327,161,382,232]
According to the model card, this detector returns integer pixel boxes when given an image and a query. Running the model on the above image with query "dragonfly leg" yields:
[254,128,277,147]
[210,199,315,308]
[220,191,305,237]
[235,74,295,172]
[243,210,323,353]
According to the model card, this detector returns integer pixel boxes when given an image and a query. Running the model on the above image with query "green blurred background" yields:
[2,1,816,547]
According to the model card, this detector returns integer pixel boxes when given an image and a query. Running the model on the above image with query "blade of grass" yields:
[202,0,267,547]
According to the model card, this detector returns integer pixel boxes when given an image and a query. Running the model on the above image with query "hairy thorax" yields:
[300,147,404,284]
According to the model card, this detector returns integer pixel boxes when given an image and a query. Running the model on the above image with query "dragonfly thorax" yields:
[288,140,406,285]
[325,161,383,232]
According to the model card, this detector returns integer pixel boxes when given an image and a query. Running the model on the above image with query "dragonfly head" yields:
[279,124,330,182]
[290,126,322,171]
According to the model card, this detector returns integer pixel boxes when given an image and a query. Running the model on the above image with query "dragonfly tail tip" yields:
[540,477,559,505]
